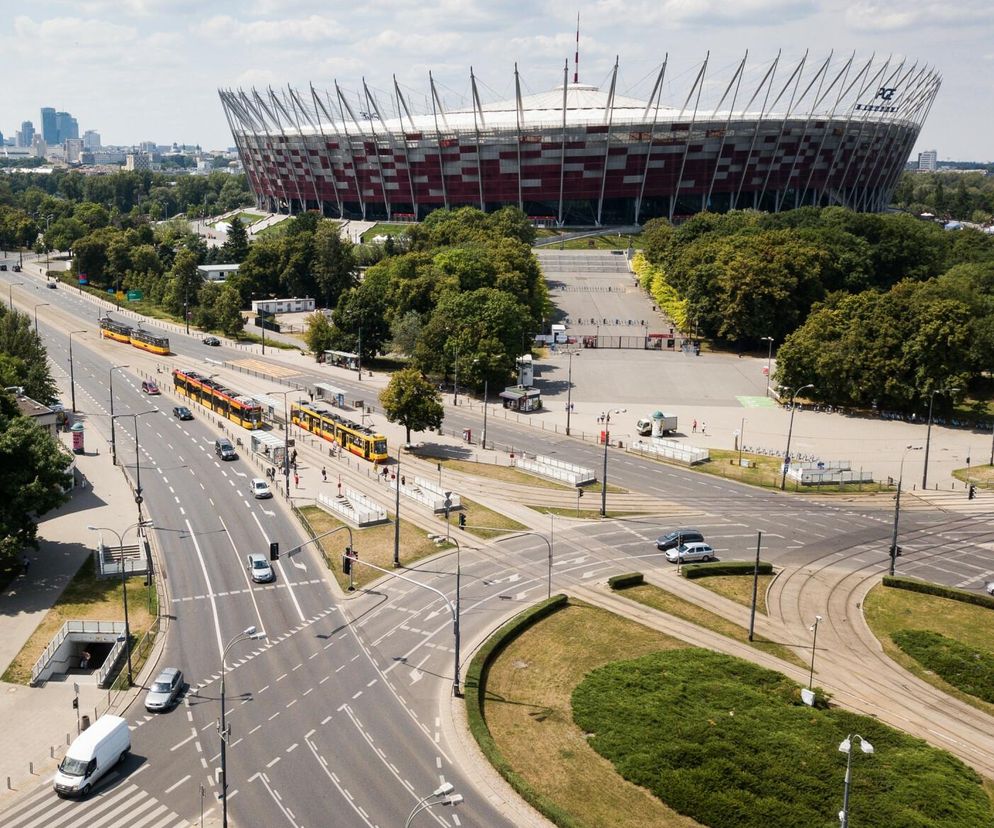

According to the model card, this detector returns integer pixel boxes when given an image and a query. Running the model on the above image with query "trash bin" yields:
[600,430,607,444]
[81,715,91,731]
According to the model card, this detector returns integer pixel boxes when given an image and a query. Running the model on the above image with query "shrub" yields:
[882,576,994,609]
[682,560,773,579]
[892,630,994,704]
[607,572,644,590]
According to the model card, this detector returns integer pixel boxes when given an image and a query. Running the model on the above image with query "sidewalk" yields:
[0,429,146,802]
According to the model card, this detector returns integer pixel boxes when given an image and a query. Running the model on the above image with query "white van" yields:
[53,715,130,797]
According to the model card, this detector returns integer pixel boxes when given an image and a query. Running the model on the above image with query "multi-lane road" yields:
[2,254,993,827]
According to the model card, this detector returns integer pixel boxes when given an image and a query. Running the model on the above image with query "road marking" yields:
[164,773,191,793]
[251,511,306,622]
[171,731,196,752]
[186,517,225,658]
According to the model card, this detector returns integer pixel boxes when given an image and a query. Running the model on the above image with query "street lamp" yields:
[780,384,814,490]
[890,445,923,576]
[44,214,54,274]
[267,389,295,497]
[112,409,158,530]
[33,302,50,334]
[405,782,462,827]
[564,349,580,436]
[7,281,23,310]
[85,522,151,687]
[922,387,959,489]
[451,341,460,405]
[219,626,265,828]
[761,336,774,397]
[838,734,874,828]
[808,614,822,689]
[108,365,129,466]
[393,446,402,568]
[68,330,86,413]
[600,408,627,516]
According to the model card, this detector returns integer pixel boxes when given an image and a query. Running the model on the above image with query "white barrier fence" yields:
[786,461,874,485]
[514,454,596,486]
[627,438,710,466]
[390,476,461,513]
[31,620,127,686]
[317,488,387,526]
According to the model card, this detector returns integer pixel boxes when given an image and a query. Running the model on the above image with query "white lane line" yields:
[303,737,376,827]
[164,773,191,793]
[218,514,266,634]
[251,511,306,622]
[170,731,196,752]
[254,772,303,828]
[186,517,225,659]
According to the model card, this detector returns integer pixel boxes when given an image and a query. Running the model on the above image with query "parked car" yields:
[247,552,275,583]
[656,528,705,551]
[12,264,21,272]
[0,264,7,271]
[46,280,57,289]
[172,406,193,420]
[203,335,220,346]
[665,542,716,563]
[986,582,994,596]
[141,380,160,395]
[53,715,130,797]
[215,438,237,460]
[144,667,184,711]
[250,478,272,499]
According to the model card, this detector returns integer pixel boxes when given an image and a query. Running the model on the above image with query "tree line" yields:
[640,206,994,414]
[892,170,994,224]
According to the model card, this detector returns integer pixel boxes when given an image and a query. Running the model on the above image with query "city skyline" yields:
[3,1,993,160]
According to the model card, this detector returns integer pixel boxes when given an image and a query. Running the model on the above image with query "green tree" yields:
[215,284,246,337]
[379,367,444,444]
[312,222,357,308]
[332,270,391,360]
[388,310,422,355]
[0,400,71,561]
[221,216,249,263]
[303,312,335,359]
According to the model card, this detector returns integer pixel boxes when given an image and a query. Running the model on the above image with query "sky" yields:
[2,0,991,161]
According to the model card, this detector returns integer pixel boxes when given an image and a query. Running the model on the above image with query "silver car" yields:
[247,552,275,583]
[145,667,183,711]
[665,542,716,563]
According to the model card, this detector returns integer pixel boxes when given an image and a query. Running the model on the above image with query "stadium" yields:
[219,52,940,226]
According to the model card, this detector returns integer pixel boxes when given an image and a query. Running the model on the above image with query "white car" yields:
[665,542,716,563]
[250,478,272,499]
[246,552,275,583]
[985,582,994,596]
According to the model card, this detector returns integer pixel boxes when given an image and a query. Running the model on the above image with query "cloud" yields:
[199,14,345,45]
[841,1,994,31]
[593,0,816,27]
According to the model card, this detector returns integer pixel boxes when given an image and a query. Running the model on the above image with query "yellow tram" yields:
[98,316,133,344]
[172,369,263,429]
[291,401,388,463]
[99,316,171,355]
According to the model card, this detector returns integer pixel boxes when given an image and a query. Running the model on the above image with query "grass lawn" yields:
[952,463,994,489]
[442,496,526,539]
[863,584,994,717]
[572,648,994,828]
[535,231,641,250]
[482,602,699,828]
[298,505,449,591]
[2,556,157,685]
[213,211,266,228]
[694,573,776,614]
[616,581,804,667]
[361,223,412,242]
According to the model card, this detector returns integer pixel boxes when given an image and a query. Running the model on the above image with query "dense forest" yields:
[892,170,994,224]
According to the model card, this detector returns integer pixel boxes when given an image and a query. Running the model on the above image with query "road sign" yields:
[127,290,143,300]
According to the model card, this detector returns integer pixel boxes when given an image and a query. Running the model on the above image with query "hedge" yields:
[463,594,582,828]
[608,572,645,590]
[682,560,774,579]
[882,576,994,610]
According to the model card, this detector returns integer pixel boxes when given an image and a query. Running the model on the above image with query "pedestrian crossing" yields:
[1,779,189,828]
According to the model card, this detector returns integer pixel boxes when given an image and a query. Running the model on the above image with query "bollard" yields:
[29,761,34,775]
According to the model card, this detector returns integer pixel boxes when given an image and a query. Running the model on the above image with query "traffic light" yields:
[269,542,280,561]
[968,483,977,500]
[458,512,466,530]
[342,546,352,574]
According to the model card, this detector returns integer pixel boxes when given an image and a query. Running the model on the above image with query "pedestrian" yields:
[702,421,707,436]
[321,466,327,482]
[291,449,297,465]
[81,651,91,670]
[22,555,30,574]
[401,475,406,487]
[692,419,697,433]
[294,472,300,488]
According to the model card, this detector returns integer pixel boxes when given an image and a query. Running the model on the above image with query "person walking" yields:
[321,466,327,482]
[701,421,707,436]
[692,419,698,433]
[294,472,300,488]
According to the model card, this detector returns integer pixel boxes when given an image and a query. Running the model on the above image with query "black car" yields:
[12,264,21,272]
[172,406,193,420]
[0,264,6,271]
[655,528,705,551]
[202,335,220,346]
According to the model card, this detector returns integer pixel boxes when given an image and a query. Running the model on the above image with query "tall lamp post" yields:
[890,445,923,576]
[922,387,959,489]
[267,389,294,497]
[108,365,129,466]
[44,214,54,274]
[68,330,86,413]
[220,626,265,828]
[808,614,822,689]
[33,302,50,334]
[85,522,150,687]
[780,384,814,490]
[761,336,774,397]
[838,734,875,828]
[393,446,402,567]
[564,349,580,436]
[8,281,23,310]
[600,408,627,516]
[112,409,158,531]
[405,782,462,827]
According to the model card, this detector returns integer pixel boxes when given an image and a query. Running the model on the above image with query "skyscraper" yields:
[55,111,79,142]
[82,130,101,150]
[40,107,57,144]
[18,121,35,147]
[918,150,938,172]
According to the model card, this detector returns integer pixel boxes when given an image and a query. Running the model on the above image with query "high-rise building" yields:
[125,152,151,172]
[55,111,79,142]
[18,121,35,147]
[82,130,101,150]
[918,150,938,172]
[65,139,84,163]
[40,107,57,144]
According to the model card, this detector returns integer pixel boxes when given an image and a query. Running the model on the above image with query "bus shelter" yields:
[323,350,360,371]
[251,432,287,469]
[314,382,347,408]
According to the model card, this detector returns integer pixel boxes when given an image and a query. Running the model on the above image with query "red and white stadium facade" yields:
[219,53,940,226]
